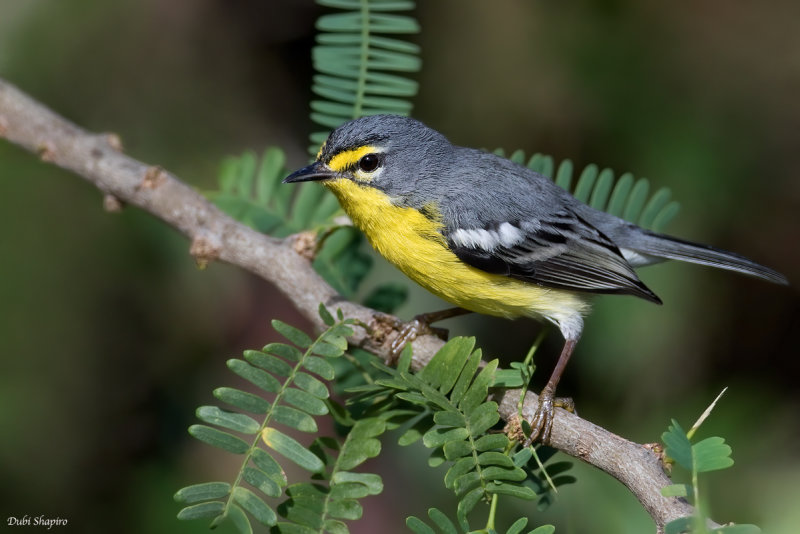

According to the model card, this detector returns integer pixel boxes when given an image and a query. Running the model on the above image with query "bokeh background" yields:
[1,1,798,533]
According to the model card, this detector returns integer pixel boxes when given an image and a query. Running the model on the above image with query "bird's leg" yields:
[524,337,578,445]
[389,307,472,362]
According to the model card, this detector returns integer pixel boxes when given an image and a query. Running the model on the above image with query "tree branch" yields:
[0,77,705,532]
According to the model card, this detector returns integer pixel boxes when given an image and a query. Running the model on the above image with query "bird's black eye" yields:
[358,153,380,172]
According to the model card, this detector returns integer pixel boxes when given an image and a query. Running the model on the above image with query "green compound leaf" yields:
[465,401,500,437]
[188,425,249,454]
[253,346,296,372]
[224,503,253,534]
[418,337,475,393]
[211,148,289,234]
[336,418,385,471]
[213,387,271,414]
[662,419,693,471]
[227,359,281,393]
[405,507,554,534]
[303,355,337,381]
[422,427,470,449]
[251,448,287,486]
[428,508,457,534]
[272,405,319,433]
[209,148,378,300]
[474,433,509,452]
[176,501,226,521]
[406,515,436,534]
[663,417,733,473]
[312,226,375,298]
[196,406,260,434]
[272,320,314,349]
[485,481,536,500]
[174,482,231,504]
[319,303,336,326]
[177,314,369,533]
[326,498,362,520]
[262,428,324,473]
[660,412,751,532]
[492,368,525,388]
[293,372,331,399]
[283,387,329,416]
[310,340,346,358]
[331,472,384,495]
[233,486,277,526]
[211,147,342,237]
[693,436,734,473]
[456,487,483,529]
[362,337,544,527]
[242,466,282,498]
[272,419,385,532]
[309,0,421,154]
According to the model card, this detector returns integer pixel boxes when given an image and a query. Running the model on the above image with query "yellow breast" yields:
[324,179,590,326]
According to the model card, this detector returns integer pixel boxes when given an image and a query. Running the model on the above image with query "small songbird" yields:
[284,114,788,443]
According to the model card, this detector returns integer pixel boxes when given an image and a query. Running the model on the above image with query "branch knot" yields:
[139,165,167,190]
[190,231,222,269]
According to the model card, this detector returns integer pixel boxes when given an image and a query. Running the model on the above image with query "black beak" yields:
[283,162,336,184]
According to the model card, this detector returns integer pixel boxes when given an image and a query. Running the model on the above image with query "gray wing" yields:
[445,208,662,303]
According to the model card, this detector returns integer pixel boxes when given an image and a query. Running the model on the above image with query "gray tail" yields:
[634,231,788,285]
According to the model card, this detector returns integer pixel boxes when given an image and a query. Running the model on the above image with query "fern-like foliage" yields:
[211,147,340,237]
[407,508,556,534]
[350,338,570,532]
[310,0,421,155]
[383,339,533,525]
[275,417,385,532]
[175,305,383,533]
[208,148,407,308]
[659,406,761,534]
[494,149,681,233]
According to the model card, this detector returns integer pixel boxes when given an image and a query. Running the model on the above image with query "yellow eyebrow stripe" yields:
[327,145,377,173]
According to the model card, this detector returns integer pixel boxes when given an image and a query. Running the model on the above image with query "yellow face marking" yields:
[324,178,590,324]
[327,145,379,182]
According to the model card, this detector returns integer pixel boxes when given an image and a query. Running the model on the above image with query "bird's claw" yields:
[522,388,574,446]
[389,317,449,363]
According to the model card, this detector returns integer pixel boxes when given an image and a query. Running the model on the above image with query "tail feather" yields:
[633,231,788,285]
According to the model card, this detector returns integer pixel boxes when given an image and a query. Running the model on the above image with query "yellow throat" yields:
[322,177,590,326]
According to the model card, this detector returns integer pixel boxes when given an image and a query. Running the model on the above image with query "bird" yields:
[283,114,788,443]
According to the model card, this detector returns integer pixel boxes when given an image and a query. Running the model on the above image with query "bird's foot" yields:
[389,315,449,363]
[522,387,575,446]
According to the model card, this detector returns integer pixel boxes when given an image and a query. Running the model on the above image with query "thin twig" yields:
[0,77,709,532]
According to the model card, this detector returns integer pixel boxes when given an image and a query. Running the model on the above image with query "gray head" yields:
[283,115,453,198]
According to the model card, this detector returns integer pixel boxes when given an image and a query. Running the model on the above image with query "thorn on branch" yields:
[139,165,167,190]
[190,232,222,269]
[103,193,124,213]
[37,141,56,162]
[0,115,7,136]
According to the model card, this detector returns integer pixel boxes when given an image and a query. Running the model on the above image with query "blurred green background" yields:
[1,1,798,533]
